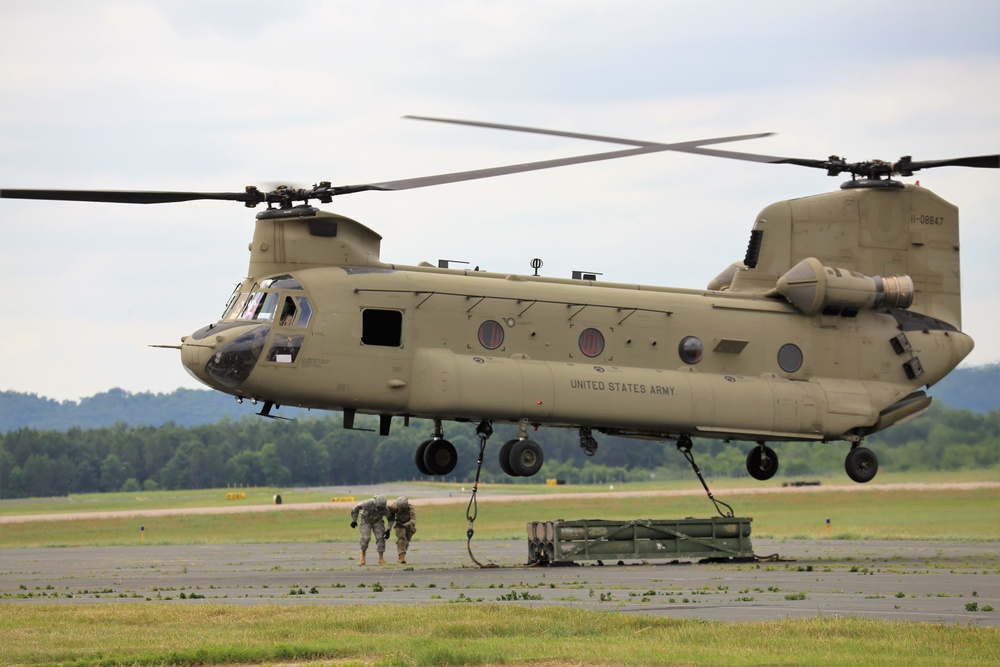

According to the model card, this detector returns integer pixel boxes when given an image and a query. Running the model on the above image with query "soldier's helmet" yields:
[373,494,386,508]
[396,496,408,509]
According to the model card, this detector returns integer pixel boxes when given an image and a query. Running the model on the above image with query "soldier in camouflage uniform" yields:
[350,494,391,565]
[388,496,417,564]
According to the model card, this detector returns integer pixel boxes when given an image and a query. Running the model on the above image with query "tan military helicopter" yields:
[3,117,995,485]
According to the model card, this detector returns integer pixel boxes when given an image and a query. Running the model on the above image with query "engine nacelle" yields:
[775,257,914,315]
[707,261,744,291]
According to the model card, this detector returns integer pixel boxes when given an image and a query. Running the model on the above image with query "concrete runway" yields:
[2,538,997,624]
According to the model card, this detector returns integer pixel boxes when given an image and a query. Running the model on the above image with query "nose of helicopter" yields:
[181,321,272,391]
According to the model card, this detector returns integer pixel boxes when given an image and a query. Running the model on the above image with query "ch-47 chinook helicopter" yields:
[2,117,996,485]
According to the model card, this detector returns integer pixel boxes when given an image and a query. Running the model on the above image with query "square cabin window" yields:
[362,309,402,347]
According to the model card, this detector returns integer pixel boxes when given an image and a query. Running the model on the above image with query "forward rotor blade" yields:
[1,123,773,205]
[0,188,259,205]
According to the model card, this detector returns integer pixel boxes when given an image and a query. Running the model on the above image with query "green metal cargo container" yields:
[527,517,754,563]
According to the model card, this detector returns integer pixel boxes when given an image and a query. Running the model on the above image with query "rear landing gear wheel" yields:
[579,426,599,456]
[746,443,778,481]
[845,446,878,483]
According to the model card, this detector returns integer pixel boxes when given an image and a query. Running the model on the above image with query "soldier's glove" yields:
[350,521,357,528]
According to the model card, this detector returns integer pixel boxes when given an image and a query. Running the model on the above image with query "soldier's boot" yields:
[398,552,406,564]
[359,551,366,566]
[377,551,386,565]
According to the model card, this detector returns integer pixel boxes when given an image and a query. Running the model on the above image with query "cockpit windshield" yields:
[238,292,279,321]
[222,275,306,322]
[223,292,315,325]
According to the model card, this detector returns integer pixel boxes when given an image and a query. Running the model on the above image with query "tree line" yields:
[0,403,996,499]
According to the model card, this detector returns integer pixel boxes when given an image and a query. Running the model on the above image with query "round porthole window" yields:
[778,343,803,373]
[478,320,504,350]
[678,336,703,365]
[579,328,605,358]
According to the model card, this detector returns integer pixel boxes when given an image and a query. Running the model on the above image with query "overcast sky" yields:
[1,1,998,402]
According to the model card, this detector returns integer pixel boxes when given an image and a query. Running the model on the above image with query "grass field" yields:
[1,603,998,667]
[3,468,995,516]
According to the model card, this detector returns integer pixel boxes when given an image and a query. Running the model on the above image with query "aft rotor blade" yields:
[406,115,772,149]
[0,188,260,205]
[408,117,1000,176]
[406,115,790,168]
[904,155,1000,171]
[362,132,774,192]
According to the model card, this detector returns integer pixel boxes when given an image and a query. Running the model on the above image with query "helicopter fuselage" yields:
[179,189,973,485]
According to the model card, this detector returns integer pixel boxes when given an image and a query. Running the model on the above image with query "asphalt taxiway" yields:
[2,539,997,624]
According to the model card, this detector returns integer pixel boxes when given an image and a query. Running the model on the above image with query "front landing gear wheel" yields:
[746,444,778,481]
[415,439,433,475]
[845,446,878,483]
[422,439,457,476]
[509,439,544,477]
[498,439,518,476]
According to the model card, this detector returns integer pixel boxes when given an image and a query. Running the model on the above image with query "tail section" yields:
[727,182,963,329]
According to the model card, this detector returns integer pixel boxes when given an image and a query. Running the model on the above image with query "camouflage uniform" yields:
[389,496,417,563]
[350,494,392,565]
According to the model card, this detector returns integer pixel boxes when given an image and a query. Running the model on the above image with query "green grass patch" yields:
[0,604,997,666]
[4,468,996,518]
[1,483,998,548]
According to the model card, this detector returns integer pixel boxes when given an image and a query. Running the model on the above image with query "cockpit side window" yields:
[277,295,314,328]
[267,334,305,364]
[279,297,297,326]
[294,296,313,328]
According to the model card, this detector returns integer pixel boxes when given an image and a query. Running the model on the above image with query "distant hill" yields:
[927,363,999,413]
[1,363,996,433]
[0,388,314,433]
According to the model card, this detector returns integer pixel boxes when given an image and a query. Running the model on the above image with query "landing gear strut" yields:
[845,444,878,483]
[415,419,457,476]
[746,442,778,481]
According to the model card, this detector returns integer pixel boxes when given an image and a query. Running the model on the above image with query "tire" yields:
[498,439,519,476]
[423,438,457,476]
[746,445,778,481]
[414,439,433,476]
[845,446,878,483]
[509,439,544,477]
